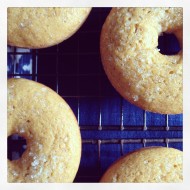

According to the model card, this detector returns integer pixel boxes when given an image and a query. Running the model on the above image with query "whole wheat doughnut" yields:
[100,147,183,183]
[8,78,81,183]
[8,7,91,48]
[100,8,183,114]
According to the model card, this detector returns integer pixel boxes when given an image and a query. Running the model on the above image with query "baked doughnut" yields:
[8,7,91,48]
[100,8,183,114]
[8,78,81,183]
[100,147,183,183]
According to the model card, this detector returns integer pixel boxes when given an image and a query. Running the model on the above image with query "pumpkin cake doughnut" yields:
[8,7,91,49]
[100,147,183,183]
[8,78,81,183]
[100,8,183,114]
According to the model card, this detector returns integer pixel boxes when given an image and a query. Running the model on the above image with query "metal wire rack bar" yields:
[79,126,182,131]
[82,138,183,144]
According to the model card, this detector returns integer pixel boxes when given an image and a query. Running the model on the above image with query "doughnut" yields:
[7,78,81,183]
[8,7,91,48]
[100,147,183,183]
[100,8,183,114]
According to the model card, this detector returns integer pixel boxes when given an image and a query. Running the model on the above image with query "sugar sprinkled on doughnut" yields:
[8,78,81,182]
[100,8,182,114]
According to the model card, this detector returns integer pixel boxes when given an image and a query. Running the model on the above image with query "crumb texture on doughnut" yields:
[8,7,91,48]
[8,78,81,183]
[100,147,183,183]
[100,8,183,114]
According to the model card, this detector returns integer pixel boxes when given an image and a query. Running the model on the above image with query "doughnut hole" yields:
[158,32,181,55]
[7,134,27,161]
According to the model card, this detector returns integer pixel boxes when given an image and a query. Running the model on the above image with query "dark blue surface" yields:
[7,8,183,182]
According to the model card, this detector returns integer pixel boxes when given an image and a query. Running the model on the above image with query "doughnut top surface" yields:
[100,8,183,114]
[100,147,183,183]
[8,78,81,183]
[8,7,91,48]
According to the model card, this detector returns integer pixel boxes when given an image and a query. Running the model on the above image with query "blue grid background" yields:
[7,8,183,182]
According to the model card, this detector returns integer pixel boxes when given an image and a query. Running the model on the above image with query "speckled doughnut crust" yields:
[100,8,183,114]
[8,7,91,48]
[100,147,183,183]
[8,78,81,183]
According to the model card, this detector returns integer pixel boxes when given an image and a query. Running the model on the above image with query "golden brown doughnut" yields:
[100,147,183,183]
[8,78,81,183]
[100,8,183,114]
[8,7,91,48]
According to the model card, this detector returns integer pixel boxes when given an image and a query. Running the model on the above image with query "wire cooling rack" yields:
[7,8,183,182]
